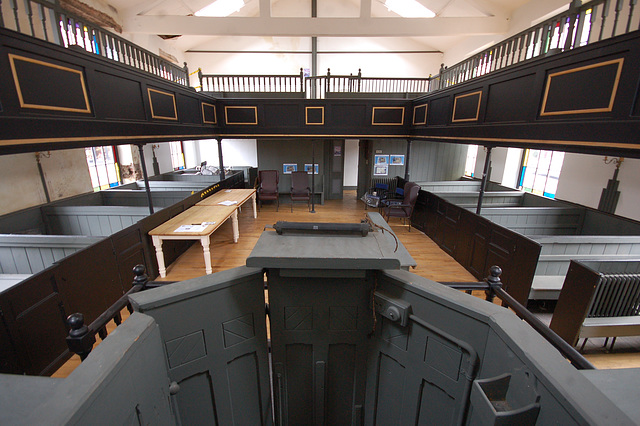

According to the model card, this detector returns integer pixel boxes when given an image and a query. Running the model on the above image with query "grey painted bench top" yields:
[581,368,640,422]
[0,274,32,293]
[246,213,414,270]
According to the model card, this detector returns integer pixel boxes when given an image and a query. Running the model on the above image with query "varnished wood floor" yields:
[53,190,639,377]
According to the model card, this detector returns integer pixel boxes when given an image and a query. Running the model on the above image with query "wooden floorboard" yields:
[52,190,639,376]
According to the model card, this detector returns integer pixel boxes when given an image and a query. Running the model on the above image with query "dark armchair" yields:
[257,170,279,211]
[383,182,420,231]
[290,171,311,212]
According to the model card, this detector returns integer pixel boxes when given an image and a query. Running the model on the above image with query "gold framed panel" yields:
[371,106,405,126]
[202,102,217,124]
[147,88,178,120]
[452,91,482,123]
[225,106,259,125]
[540,58,624,116]
[9,54,91,113]
[305,106,325,125]
[412,103,428,125]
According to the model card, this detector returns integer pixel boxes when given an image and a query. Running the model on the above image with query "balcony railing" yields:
[0,0,189,86]
[199,68,305,94]
[431,0,639,92]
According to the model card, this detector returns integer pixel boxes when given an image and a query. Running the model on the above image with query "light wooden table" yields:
[196,188,257,219]
[149,205,237,277]
[150,189,258,277]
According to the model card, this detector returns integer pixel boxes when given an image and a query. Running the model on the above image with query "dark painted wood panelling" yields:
[9,53,90,113]
[540,59,622,116]
[177,93,201,124]
[412,103,427,126]
[265,103,299,127]
[399,179,541,306]
[452,91,482,122]
[427,96,450,126]
[92,71,146,120]
[372,106,405,125]
[202,102,217,124]
[225,105,258,125]
[334,104,367,127]
[485,74,535,123]
[148,88,177,120]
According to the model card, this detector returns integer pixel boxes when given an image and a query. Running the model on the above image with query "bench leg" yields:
[609,337,617,351]
[579,338,588,352]
[201,237,213,275]
[152,236,167,278]
[251,193,257,218]
[231,210,239,243]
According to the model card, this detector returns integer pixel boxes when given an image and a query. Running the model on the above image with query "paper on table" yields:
[174,224,206,233]
[218,200,238,206]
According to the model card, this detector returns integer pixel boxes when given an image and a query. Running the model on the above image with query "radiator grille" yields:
[588,274,640,317]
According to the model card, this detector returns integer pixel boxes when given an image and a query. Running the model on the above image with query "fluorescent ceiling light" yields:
[384,0,435,18]
[195,0,245,17]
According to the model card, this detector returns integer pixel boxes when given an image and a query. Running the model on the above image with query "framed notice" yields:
[283,163,297,174]
[375,155,389,165]
[304,163,319,174]
[390,155,405,166]
[374,164,388,176]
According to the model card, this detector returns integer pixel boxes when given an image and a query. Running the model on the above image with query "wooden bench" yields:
[437,191,524,208]
[529,236,640,300]
[550,259,640,351]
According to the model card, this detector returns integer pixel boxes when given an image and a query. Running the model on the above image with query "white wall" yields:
[186,139,258,168]
[555,153,640,221]
[0,149,92,215]
[344,139,359,187]
[186,36,442,78]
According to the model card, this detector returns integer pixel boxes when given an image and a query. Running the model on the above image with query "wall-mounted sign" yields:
[390,155,405,165]
[375,155,389,165]
[283,163,297,174]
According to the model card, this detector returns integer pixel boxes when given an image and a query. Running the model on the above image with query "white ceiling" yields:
[99,0,567,63]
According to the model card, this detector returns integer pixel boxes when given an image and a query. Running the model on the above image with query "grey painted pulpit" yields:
[1,213,638,424]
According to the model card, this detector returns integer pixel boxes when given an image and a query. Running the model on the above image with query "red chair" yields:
[383,182,420,231]
[290,171,311,212]
[257,170,279,211]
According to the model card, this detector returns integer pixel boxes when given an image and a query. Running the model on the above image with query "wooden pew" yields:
[0,234,102,276]
[550,259,640,350]
[530,236,640,300]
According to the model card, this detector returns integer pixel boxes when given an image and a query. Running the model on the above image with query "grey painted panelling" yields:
[0,235,102,274]
[479,207,585,236]
[409,141,467,183]
[43,206,151,236]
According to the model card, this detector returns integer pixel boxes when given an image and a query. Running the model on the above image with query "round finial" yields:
[169,382,180,395]
[67,313,84,330]
[489,265,502,278]
[133,264,148,287]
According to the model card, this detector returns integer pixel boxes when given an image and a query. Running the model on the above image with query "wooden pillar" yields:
[476,146,492,215]
[137,144,154,215]
[217,139,226,180]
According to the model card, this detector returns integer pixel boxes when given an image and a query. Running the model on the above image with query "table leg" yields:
[251,193,257,218]
[152,235,167,278]
[201,236,213,275]
[231,209,239,242]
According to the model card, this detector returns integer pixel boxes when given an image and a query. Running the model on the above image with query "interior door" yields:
[364,270,486,426]
[324,139,345,200]
[132,267,272,425]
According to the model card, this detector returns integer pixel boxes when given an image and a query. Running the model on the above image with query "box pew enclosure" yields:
[1,221,637,424]
[408,178,640,302]
[0,171,244,375]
